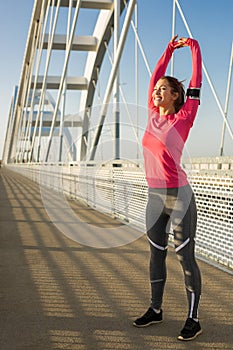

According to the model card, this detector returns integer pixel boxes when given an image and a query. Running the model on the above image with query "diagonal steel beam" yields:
[175,0,233,143]
[88,0,136,160]
[45,0,82,161]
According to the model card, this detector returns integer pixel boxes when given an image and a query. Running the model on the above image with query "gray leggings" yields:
[146,184,201,319]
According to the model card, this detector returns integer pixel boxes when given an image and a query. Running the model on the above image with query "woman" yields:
[133,35,202,341]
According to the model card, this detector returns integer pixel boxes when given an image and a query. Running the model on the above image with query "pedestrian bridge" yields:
[1,2,233,348]
[2,0,233,272]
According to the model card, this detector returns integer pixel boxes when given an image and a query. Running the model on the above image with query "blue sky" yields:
[0,0,233,159]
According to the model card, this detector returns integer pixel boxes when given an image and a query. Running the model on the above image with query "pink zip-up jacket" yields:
[142,38,202,188]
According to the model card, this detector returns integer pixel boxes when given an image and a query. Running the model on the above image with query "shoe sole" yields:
[133,320,163,328]
[177,329,202,341]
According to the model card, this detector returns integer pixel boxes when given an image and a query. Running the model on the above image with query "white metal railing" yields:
[6,157,233,272]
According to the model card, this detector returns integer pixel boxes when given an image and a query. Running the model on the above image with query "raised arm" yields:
[186,38,202,90]
[169,36,202,89]
[176,38,202,123]
[148,41,175,111]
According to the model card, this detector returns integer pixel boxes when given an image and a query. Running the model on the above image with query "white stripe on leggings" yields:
[151,279,164,283]
[175,237,190,253]
[189,292,195,318]
[147,236,168,251]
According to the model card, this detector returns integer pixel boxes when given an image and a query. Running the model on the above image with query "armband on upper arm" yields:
[186,88,201,100]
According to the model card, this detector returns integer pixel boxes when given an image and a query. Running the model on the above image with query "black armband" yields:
[186,88,201,100]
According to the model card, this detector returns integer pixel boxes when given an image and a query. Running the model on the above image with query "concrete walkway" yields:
[0,167,232,350]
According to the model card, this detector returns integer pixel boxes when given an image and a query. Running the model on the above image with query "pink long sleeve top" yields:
[142,38,202,188]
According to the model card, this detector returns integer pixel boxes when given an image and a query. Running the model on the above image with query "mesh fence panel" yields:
[7,158,233,271]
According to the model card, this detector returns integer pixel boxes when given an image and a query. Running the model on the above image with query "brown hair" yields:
[160,76,185,113]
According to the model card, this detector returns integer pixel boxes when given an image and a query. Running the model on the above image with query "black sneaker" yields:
[178,318,202,341]
[133,307,163,327]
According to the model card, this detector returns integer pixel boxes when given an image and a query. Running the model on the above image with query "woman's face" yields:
[152,78,178,110]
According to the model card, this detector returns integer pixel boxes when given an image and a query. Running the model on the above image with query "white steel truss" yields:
[3,0,233,164]
[4,0,134,164]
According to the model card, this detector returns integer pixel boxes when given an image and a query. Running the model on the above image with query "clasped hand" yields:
[170,34,189,49]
